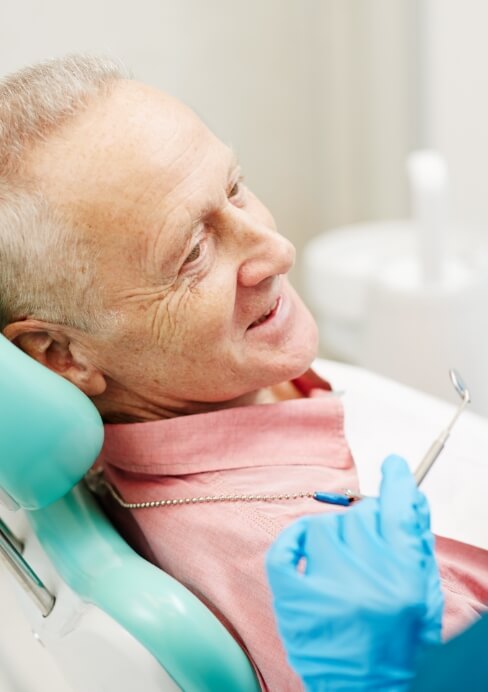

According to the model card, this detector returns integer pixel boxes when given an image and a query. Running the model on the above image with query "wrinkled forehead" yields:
[25,80,228,238]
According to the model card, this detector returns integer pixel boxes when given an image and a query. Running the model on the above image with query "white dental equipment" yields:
[302,151,488,417]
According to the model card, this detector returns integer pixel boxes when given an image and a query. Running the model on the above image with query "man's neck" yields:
[95,380,304,423]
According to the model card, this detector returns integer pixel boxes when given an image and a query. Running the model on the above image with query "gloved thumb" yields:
[379,455,422,550]
[266,516,310,580]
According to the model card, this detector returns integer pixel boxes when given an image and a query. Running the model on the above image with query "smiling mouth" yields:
[248,297,281,329]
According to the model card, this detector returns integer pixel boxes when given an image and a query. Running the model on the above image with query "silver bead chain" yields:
[86,468,316,510]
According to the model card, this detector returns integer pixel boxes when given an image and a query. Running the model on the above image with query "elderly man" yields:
[1,55,487,691]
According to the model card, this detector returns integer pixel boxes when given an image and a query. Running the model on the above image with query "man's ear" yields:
[3,319,107,397]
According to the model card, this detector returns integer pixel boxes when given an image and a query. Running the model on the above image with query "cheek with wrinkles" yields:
[147,287,194,348]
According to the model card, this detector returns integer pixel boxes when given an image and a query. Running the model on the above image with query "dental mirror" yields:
[450,368,470,404]
[414,369,471,486]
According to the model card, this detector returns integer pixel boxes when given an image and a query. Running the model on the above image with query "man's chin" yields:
[261,314,319,387]
[286,289,320,369]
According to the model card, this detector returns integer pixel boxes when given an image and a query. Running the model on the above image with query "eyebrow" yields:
[188,149,241,227]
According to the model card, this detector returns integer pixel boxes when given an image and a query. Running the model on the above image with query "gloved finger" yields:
[379,455,422,550]
[266,516,311,578]
[420,523,436,559]
[420,585,444,646]
[303,512,345,576]
[409,492,443,646]
[336,497,381,565]
[415,490,432,537]
[421,584,444,647]
[421,531,444,647]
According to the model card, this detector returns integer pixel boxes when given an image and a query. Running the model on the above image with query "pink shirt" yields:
[100,371,488,691]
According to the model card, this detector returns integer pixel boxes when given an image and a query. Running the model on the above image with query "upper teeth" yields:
[252,299,278,326]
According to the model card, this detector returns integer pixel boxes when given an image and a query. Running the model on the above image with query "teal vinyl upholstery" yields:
[0,334,103,509]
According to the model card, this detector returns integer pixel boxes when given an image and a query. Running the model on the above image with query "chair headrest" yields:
[0,334,104,510]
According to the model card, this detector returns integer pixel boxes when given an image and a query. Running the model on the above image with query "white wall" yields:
[312,0,420,230]
[425,0,488,246]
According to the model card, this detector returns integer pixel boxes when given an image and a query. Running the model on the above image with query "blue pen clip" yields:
[313,489,363,507]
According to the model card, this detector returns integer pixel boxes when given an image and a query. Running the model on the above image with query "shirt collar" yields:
[100,368,348,476]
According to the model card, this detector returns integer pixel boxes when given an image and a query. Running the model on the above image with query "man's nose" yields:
[232,211,296,287]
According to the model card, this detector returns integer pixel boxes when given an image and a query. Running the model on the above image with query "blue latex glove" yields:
[266,455,444,691]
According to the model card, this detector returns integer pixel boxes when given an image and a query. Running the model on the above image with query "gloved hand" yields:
[266,455,444,691]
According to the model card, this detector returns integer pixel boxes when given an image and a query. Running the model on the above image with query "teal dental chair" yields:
[0,333,260,692]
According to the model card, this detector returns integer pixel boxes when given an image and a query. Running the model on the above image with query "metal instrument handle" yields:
[0,517,55,616]
[414,437,445,486]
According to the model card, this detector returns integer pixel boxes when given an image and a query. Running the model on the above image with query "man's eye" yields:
[229,180,241,198]
[184,242,201,265]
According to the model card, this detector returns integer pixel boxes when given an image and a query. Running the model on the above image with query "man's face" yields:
[28,81,318,416]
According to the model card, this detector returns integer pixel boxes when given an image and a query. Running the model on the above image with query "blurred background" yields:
[1,1,487,689]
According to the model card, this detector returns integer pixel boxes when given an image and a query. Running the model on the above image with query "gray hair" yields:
[0,54,130,332]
